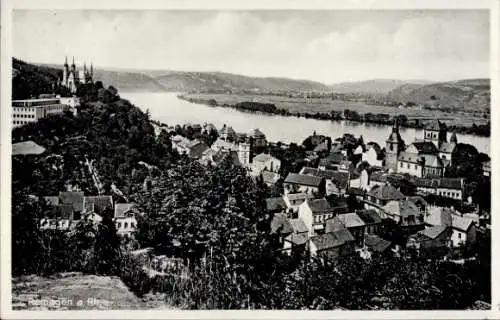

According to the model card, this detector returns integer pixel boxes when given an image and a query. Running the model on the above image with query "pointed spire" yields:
[450,132,458,144]
[64,56,68,66]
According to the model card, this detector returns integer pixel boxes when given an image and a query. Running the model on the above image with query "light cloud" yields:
[13,10,489,83]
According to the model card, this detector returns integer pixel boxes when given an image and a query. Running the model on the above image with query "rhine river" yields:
[122,92,490,155]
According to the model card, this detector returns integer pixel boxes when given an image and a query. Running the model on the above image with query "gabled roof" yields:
[284,173,324,187]
[425,119,447,131]
[248,128,266,138]
[310,229,355,251]
[84,196,113,215]
[383,200,420,218]
[331,212,366,228]
[307,198,333,215]
[347,187,365,196]
[45,204,74,220]
[271,213,293,235]
[266,197,286,212]
[319,152,346,166]
[300,167,349,189]
[368,184,405,201]
[285,193,308,201]
[211,138,238,151]
[409,141,439,154]
[439,142,457,154]
[114,203,138,219]
[414,177,462,190]
[289,232,309,245]
[188,142,209,159]
[452,215,474,232]
[406,196,428,208]
[262,171,281,184]
[253,153,278,163]
[365,234,392,252]
[288,218,308,234]
[43,196,60,206]
[219,125,236,136]
[12,141,46,156]
[370,171,388,183]
[59,191,85,212]
[418,225,448,240]
[420,154,444,168]
[356,209,382,225]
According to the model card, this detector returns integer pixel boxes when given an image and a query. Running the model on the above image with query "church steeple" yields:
[64,56,68,67]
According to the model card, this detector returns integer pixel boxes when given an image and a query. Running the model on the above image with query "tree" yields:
[93,211,122,275]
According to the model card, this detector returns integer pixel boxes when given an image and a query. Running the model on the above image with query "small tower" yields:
[450,132,458,144]
[63,56,69,86]
[71,56,76,72]
[424,119,447,149]
[385,120,405,173]
[238,139,251,167]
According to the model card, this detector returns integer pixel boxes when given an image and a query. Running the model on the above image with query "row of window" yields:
[116,221,136,229]
[314,213,333,223]
[13,107,35,112]
[438,190,460,198]
[425,132,439,139]
[400,162,418,170]
[13,120,32,125]
[13,114,35,118]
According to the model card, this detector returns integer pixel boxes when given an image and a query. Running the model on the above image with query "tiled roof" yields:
[45,204,74,220]
[43,196,60,206]
[266,197,286,212]
[262,171,281,184]
[59,191,85,212]
[211,139,238,151]
[356,209,382,225]
[310,229,355,251]
[439,142,457,154]
[248,128,266,138]
[418,225,448,240]
[410,141,439,154]
[420,154,444,168]
[307,198,333,214]
[319,152,346,166]
[114,203,138,219]
[188,142,209,159]
[288,218,309,233]
[415,178,462,190]
[425,119,447,131]
[332,212,366,228]
[370,171,388,183]
[271,213,293,235]
[368,184,405,201]
[406,196,428,207]
[347,187,365,196]
[325,219,346,233]
[365,234,392,252]
[284,173,324,187]
[300,167,349,189]
[289,232,309,245]
[84,196,113,215]
[253,153,277,163]
[425,207,455,227]
[12,141,46,156]
[383,200,420,219]
[452,215,474,232]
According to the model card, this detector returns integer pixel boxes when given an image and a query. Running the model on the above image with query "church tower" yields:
[385,120,405,173]
[63,56,69,87]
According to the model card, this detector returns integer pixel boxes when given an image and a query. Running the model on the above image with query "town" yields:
[10,56,491,310]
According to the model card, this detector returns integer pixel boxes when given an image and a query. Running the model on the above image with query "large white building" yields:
[12,98,72,128]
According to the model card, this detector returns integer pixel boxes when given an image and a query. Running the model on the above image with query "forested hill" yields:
[12,58,71,99]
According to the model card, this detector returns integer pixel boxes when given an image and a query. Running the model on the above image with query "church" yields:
[60,56,94,93]
[385,119,457,178]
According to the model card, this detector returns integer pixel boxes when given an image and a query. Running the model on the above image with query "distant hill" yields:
[387,79,490,111]
[12,58,63,99]
[328,79,431,95]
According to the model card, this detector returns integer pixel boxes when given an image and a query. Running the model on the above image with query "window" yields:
[124,222,128,229]
[400,162,403,168]
[414,164,417,170]
[407,163,410,169]
[117,222,122,229]
[458,233,461,239]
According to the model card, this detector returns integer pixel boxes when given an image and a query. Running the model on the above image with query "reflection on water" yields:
[122,92,490,155]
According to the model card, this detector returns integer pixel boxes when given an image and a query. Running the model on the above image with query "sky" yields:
[12,10,490,84]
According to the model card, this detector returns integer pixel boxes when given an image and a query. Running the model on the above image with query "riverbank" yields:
[177,94,490,137]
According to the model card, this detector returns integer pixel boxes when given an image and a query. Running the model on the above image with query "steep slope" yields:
[328,79,430,95]
[387,79,490,111]
[92,69,166,92]
[12,58,63,99]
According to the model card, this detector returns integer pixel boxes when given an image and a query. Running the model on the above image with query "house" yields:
[407,225,451,249]
[356,209,382,234]
[114,203,140,236]
[211,138,238,152]
[382,200,424,227]
[40,204,74,230]
[251,153,281,173]
[397,152,444,178]
[219,124,237,141]
[248,128,267,148]
[298,198,336,236]
[283,173,325,195]
[347,187,366,201]
[266,197,287,214]
[59,191,85,220]
[425,207,476,247]
[423,119,448,149]
[361,142,384,167]
[366,183,405,208]
[283,192,309,213]
[261,171,281,186]
[414,177,463,200]
[270,213,293,251]
[365,234,392,254]
[283,218,309,255]
[406,196,428,215]
[325,212,366,247]
[318,152,347,171]
[299,167,349,196]
[186,141,209,159]
[84,195,114,216]
[171,135,192,154]
[438,133,457,167]
[482,160,491,177]
[309,229,355,260]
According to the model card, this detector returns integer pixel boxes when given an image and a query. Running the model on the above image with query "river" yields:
[122,92,490,155]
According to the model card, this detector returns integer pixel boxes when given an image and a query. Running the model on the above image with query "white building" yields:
[12,98,70,127]
[114,203,140,237]
[251,153,281,174]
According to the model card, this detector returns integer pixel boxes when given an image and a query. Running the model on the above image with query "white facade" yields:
[362,148,383,167]
[397,160,423,177]
[12,98,69,128]
[298,202,314,236]
[251,154,281,174]
[115,216,137,236]
[450,225,476,248]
